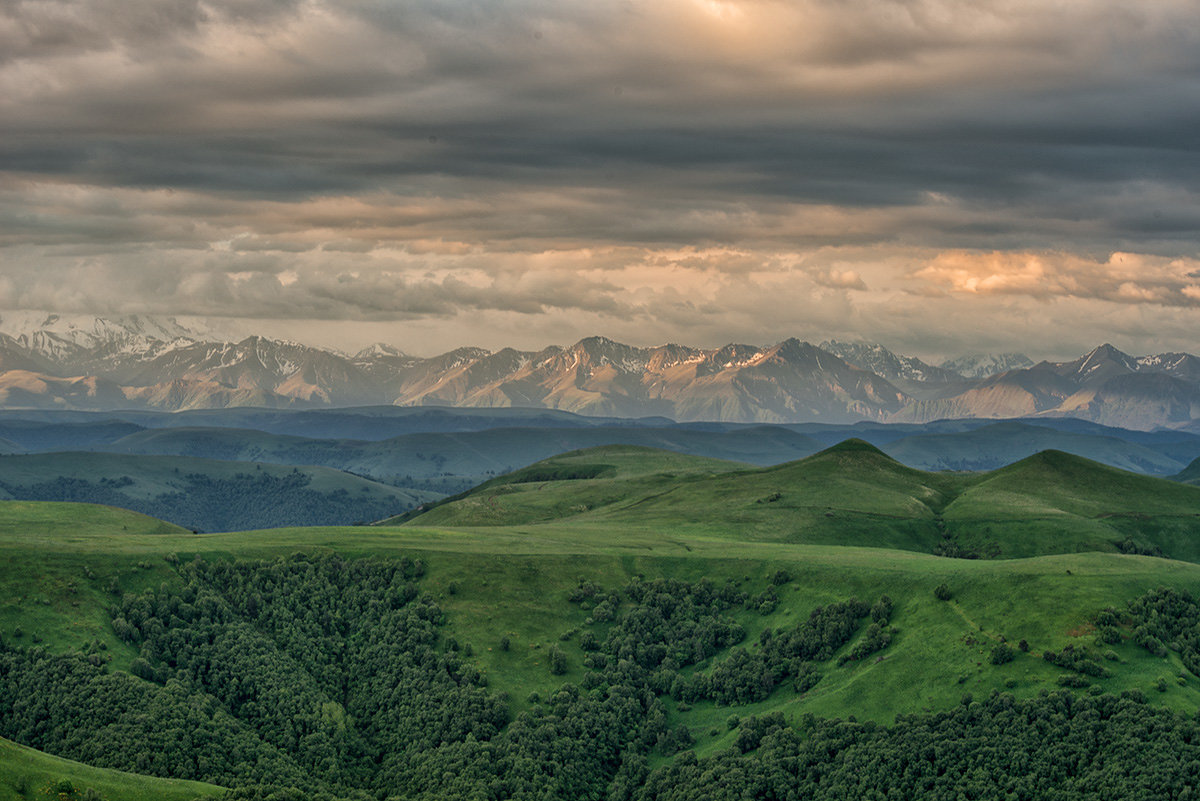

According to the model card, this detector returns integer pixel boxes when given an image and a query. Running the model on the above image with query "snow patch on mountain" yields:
[820,340,957,384]
[0,311,230,356]
[355,343,409,360]
[939,352,1034,379]
[0,318,1192,428]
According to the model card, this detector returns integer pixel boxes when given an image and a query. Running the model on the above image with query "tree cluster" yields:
[636,692,1200,800]
[1124,587,1200,675]
[676,597,890,706]
[1041,643,1110,678]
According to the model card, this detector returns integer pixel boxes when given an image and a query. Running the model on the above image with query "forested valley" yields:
[3,554,1200,800]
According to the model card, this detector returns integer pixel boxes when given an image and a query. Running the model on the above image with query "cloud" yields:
[4,2,1199,211]
[815,270,868,291]
[0,1,1199,357]
[913,251,1200,307]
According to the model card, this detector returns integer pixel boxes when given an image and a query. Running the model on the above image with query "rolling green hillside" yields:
[5,437,1200,800]
[2,501,1199,718]
[401,440,1200,562]
[944,450,1200,560]
[0,452,436,533]
[3,499,1200,799]
[389,444,752,527]
[3,494,1198,720]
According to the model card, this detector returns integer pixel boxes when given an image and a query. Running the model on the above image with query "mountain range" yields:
[0,313,1197,430]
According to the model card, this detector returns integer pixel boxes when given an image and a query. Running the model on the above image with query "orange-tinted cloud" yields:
[914,251,1200,307]
[1,1,1199,358]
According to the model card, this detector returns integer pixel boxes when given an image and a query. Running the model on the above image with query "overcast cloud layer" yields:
[1,0,1199,358]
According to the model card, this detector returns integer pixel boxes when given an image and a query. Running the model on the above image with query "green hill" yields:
[0,452,436,532]
[394,444,751,527]
[943,450,1200,560]
[5,438,1200,800]
[401,440,1200,562]
[2,498,1200,799]
[952,449,1200,517]
[0,499,185,541]
[3,498,1200,719]
[541,439,968,552]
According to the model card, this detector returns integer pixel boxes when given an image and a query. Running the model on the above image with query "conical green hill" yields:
[950,449,1200,519]
[941,450,1200,560]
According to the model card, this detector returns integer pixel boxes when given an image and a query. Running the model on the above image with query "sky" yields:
[1,0,1199,359]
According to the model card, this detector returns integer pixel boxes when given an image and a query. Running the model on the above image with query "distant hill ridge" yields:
[0,451,435,532]
[400,441,1200,563]
[0,314,1197,429]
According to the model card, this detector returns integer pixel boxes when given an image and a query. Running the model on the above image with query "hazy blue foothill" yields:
[0,407,1199,534]
[0,451,436,533]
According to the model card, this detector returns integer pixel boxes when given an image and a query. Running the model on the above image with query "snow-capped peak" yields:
[820,340,955,383]
[355,343,409,360]
[939,352,1034,379]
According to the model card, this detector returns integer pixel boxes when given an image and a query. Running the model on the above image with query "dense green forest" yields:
[3,553,1200,800]
[636,693,1200,800]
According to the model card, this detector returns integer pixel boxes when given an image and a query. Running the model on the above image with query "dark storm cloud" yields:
[5,0,1197,214]
[1,0,1200,354]
[0,0,305,64]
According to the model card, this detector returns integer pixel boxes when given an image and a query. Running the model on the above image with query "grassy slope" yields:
[0,503,187,656]
[551,440,966,551]
[399,444,751,526]
[403,441,1200,561]
[3,501,1200,731]
[0,737,221,801]
[1174,455,1200,484]
[945,450,1200,560]
[6,442,1200,784]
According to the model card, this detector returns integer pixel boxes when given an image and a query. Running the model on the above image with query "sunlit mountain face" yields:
[0,313,1196,430]
[1,2,1198,362]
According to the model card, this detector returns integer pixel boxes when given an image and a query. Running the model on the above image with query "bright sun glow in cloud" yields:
[698,0,746,20]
